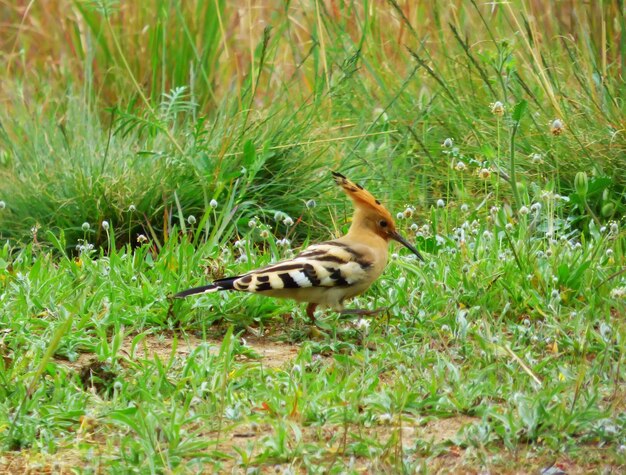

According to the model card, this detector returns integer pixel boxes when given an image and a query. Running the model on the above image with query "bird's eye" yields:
[379,220,388,228]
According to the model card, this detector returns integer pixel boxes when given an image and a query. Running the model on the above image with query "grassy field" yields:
[1,1,625,473]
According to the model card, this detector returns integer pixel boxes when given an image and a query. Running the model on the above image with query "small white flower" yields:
[505,223,514,231]
[128,204,136,212]
[550,119,564,135]
[410,223,419,232]
[460,203,469,213]
[137,234,148,243]
[396,212,404,220]
[436,199,445,208]
[609,222,619,235]
[209,199,218,209]
[530,202,542,213]
[248,219,257,228]
[283,217,294,227]
[611,287,626,299]
[606,249,614,257]
[260,229,270,239]
[490,101,505,116]
[102,220,110,231]
[530,153,543,164]
[455,161,467,171]
[551,289,560,301]
[306,199,316,209]
[356,319,370,331]
[519,206,529,215]
[403,207,414,218]
[82,222,90,231]
[442,138,454,148]
[0,200,5,210]
[187,215,197,225]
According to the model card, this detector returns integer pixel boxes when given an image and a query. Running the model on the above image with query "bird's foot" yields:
[339,307,387,317]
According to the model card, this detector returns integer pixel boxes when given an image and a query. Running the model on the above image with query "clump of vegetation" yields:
[0,1,624,472]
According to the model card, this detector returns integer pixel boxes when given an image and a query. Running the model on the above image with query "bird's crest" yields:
[332,171,393,222]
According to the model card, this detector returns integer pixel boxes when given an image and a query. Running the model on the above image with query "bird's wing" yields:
[231,241,374,293]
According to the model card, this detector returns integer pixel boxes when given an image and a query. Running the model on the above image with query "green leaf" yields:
[511,100,528,123]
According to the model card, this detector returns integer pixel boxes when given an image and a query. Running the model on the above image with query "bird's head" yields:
[332,171,423,261]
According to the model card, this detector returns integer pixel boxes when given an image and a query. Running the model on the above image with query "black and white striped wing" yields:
[231,241,373,293]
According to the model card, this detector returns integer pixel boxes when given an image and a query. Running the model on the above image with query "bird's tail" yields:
[174,276,239,298]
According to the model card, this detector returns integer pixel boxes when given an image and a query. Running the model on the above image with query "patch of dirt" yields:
[57,332,300,374]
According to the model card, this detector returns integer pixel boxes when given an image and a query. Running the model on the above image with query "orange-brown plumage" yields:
[175,171,423,322]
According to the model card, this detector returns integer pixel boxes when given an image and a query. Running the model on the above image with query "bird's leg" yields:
[339,307,387,317]
[306,303,318,323]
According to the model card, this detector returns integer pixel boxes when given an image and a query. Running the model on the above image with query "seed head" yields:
[478,168,491,179]
[550,119,565,136]
[490,101,505,116]
[260,229,270,239]
[187,215,197,225]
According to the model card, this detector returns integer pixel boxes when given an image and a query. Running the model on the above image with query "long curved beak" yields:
[391,230,424,261]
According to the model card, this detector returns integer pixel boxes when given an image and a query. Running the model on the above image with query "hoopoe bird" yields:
[175,172,423,321]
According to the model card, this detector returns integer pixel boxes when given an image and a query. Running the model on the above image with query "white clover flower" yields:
[490,206,499,216]
[530,153,543,163]
[283,217,294,227]
[248,219,257,228]
[187,215,197,225]
[551,289,560,301]
[260,229,270,239]
[606,249,614,257]
[403,207,414,218]
[455,161,467,171]
[519,206,529,215]
[306,199,316,209]
[82,222,90,231]
[0,200,5,210]
[610,287,626,299]
[102,220,110,231]
[478,168,491,179]
[209,199,218,209]
[410,223,419,232]
[530,202,541,213]
[505,223,514,231]
[461,203,469,213]
[128,204,136,212]
[396,212,404,220]
[356,319,370,332]
[436,199,445,208]
[442,138,454,148]
[137,234,148,243]
[609,222,619,235]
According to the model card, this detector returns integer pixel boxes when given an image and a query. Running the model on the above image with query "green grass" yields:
[1,0,625,472]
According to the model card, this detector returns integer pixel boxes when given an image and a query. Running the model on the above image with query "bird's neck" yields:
[345,211,389,248]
